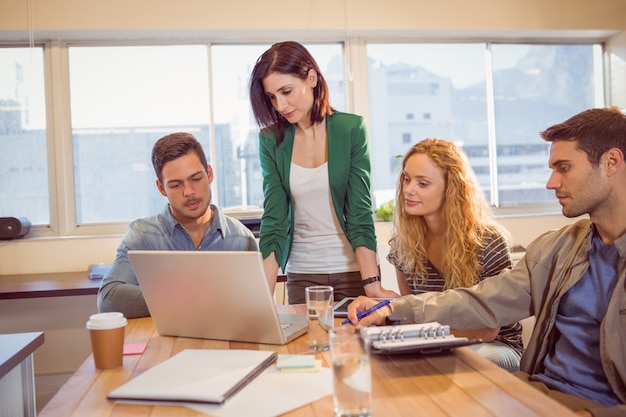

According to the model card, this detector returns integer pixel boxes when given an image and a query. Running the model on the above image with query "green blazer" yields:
[258,111,378,270]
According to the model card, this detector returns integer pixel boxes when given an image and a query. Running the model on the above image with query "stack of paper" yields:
[108,349,333,417]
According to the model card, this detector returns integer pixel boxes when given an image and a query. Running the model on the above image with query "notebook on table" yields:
[361,322,481,355]
[108,349,276,405]
[128,250,308,345]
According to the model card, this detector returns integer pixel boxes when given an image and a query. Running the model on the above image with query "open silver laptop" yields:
[128,250,308,345]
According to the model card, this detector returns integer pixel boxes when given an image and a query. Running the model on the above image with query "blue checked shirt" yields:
[97,204,259,318]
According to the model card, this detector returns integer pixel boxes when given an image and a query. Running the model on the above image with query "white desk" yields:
[0,331,45,417]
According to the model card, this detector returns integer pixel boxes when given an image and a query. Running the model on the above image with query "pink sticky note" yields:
[123,343,147,355]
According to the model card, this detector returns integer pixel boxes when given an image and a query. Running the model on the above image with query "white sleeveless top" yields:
[286,162,359,274]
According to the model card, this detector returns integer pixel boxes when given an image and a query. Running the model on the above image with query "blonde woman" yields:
[388,138,523,371]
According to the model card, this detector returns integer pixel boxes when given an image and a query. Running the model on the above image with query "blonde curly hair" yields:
[389,138,509,289]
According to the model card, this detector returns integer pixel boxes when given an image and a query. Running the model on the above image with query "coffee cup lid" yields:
[86,312,127,330]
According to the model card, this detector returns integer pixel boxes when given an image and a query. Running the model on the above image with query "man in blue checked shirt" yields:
[97,132,258,318]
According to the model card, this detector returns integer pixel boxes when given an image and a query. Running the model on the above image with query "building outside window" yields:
[0,41,604,236]
[0,47,48,225]
[367,43,601,208]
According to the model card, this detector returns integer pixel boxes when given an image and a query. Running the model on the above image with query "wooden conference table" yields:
[39,305,576,417]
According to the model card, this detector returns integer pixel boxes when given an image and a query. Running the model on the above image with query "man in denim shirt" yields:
[97,132,258,318]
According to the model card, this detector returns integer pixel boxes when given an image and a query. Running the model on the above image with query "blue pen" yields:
[341,299,391,325]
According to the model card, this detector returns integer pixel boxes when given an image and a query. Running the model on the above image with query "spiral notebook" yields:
[361,322,480,355]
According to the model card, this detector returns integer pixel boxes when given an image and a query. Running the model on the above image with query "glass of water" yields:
[305,285,334,351]
[329,325,372,417]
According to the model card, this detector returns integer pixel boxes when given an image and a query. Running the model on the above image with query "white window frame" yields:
[7,36,609,239]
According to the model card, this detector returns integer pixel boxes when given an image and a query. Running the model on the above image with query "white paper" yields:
[192,366,333,417]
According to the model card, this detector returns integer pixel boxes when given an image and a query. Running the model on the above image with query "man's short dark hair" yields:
[540,106,626,166]
[151,132,209,181]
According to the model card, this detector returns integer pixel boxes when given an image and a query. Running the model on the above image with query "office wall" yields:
[0,215,581,275]
[608,32,626,109]
[1,0,625,38]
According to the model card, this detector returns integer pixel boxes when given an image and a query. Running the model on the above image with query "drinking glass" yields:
[329,325,372,417]
[305,285,334,351]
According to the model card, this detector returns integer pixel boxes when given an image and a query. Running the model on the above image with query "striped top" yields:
[387,231,524,356]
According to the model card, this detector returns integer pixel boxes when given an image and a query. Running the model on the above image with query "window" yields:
[68,45,212,224]
[64,42,344,228]
[1,39,606,237]
[0,47,48,224]
[366,43,601,208]
[490,44,599,205]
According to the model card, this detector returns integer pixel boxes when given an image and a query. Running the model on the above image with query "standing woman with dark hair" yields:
[249,41,399,304]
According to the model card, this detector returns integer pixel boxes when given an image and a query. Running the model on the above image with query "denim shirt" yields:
[97,204,259,318]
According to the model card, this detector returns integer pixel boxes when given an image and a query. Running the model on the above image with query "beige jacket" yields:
[391,219,626,417]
